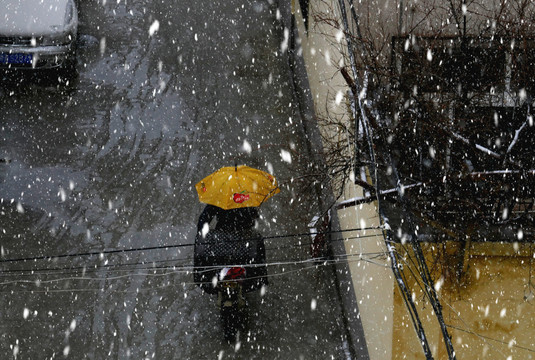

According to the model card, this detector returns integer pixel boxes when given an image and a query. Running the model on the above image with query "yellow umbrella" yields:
[195,165,280,209]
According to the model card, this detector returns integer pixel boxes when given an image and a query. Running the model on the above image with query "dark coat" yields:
[197,204,259,233]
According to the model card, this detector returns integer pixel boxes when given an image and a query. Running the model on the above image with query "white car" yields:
[0,0,78,72]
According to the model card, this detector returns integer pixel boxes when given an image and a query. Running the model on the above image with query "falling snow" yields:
[0,1,348,359]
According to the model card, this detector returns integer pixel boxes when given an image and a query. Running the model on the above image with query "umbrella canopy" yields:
[195,165,280,209]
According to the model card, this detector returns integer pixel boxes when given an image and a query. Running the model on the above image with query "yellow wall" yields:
[393,242,535,359]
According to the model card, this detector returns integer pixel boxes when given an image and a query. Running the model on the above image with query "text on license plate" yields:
[0,53,33,64]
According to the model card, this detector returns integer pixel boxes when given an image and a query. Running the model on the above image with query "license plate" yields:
[0,53,33,65]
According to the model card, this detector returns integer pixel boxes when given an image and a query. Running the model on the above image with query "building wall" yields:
[393,242,535,359]
[290,0,535,359]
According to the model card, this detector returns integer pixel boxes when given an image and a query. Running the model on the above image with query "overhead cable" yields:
[0,226,383,265]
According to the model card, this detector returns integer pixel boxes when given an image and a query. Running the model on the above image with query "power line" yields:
[0,263,328,295]
[447,324,535,354]
[0,248,388,278]
[0,232,384,275]
[0,226,383,265]
[0,256,387,292]
[0,252,387,279]
[0,243,385,286]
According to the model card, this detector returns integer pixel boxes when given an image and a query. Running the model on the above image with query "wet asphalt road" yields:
[0,1,347,359]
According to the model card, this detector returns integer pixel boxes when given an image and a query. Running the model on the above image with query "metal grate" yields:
[0,36,34,46]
